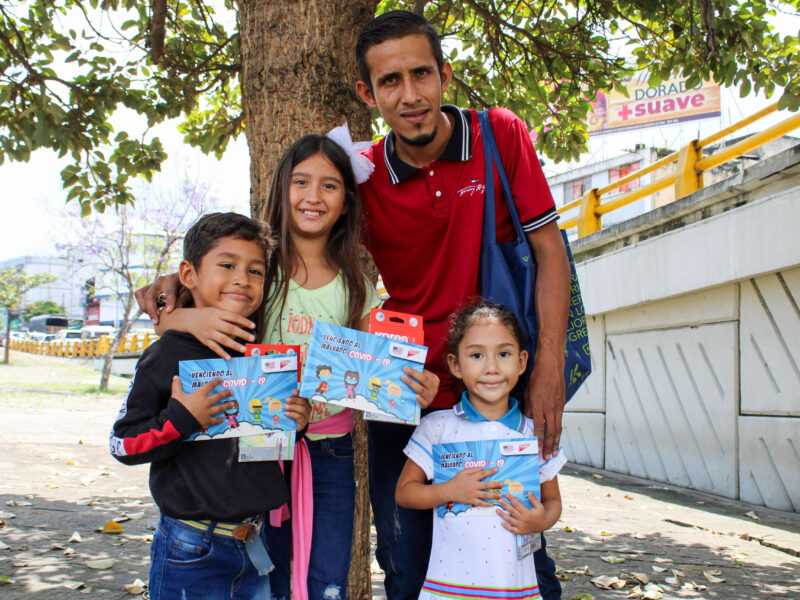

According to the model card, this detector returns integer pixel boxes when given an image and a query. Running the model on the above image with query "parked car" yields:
[55,329,82,341]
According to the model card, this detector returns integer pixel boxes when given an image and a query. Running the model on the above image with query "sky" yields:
[2,9,799,263]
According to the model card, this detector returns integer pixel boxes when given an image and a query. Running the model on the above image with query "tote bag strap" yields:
[478,109,527,244]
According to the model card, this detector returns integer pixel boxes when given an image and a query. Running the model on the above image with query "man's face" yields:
[356,34,452,148]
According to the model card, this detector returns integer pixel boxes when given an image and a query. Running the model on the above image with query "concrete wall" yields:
[562,144,800,512]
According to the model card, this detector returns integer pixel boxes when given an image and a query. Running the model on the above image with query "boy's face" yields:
[179,236,266,317]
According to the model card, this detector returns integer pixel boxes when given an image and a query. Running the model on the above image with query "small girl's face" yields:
[447,318,528,417]
[288,152,347,241]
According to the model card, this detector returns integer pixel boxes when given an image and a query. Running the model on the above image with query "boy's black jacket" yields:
[110,330,289,522]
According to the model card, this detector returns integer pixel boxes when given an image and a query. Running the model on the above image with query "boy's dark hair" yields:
[183,212,270,270]
[355,10,444,89]
[447,299,527,355]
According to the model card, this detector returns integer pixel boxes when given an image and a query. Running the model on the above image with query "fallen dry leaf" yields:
[0,512,15,520]
[591,474,604,479]
[63,548,75,556]
[651,565,667,573]
[101,521,123,534]
[743,510,760,521]
[703,569,726,583]
[681,581,708,591]
[76,498,95,506]
[0,575,15,584]
[124,511,145,520]
[69,531,82,543]
[571,594,594,600]
[0,541,9,551]
[664,576,679,585]
[630,573,649,585]
[86,558,117,570]
[642,583,664,599]
[591,575,627,590]
[63,581,87,590]
[123,578,147,595]
[601,555,626,564]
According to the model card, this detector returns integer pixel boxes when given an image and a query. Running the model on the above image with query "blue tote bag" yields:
[478,110,591,401]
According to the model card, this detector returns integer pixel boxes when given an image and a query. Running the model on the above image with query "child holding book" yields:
[150,130,440,600]
[396,300,566,599]
[109,212,311,599]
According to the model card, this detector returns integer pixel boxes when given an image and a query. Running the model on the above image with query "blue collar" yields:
[453,391,526,433]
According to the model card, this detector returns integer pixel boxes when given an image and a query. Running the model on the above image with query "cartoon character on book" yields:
[344,370,359,400]
[249,398,263,424]
[384,380,402,409]
[224,400,240,429]
[315,365,332,398]
[368,377,382,403]
[268,398,283,427]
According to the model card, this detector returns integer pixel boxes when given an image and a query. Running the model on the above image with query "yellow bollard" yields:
[675,140,703,200]
[577,188,602,238]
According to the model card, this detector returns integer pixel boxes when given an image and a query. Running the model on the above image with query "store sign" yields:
[588,71,721,135]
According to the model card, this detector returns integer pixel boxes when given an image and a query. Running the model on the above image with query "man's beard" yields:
[399,126,438,147]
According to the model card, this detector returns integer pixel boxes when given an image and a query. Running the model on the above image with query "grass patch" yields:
[0,351,130,394]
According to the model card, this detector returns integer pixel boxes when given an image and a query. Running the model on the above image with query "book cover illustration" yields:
[364,309,424,425]
[299,320,426,424]
[433,438,540,518]
[178,354,298,442]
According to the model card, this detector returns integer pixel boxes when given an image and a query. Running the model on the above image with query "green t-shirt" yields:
[262,271,381,440]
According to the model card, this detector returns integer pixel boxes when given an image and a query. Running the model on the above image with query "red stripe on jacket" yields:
[124,420,181,456]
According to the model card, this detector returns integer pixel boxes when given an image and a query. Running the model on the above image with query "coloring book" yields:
[299,321,426,424]
[178,354,298,451]
[433,438,540,517]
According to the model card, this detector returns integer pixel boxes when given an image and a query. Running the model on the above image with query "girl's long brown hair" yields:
[258,134,367,338]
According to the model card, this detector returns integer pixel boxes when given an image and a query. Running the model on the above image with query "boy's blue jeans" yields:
[368,420,562,600]
[149,515,272,600]
[266,434,356,600]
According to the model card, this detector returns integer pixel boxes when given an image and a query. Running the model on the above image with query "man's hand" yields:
[444,466,502,507]
[285,390,312,431]
[170,376,234,428]
[135,272,182,325]
[526,350,565,461]
[401,367,440,409]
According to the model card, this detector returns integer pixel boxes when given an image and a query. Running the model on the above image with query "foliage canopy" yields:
[1,0,798,213]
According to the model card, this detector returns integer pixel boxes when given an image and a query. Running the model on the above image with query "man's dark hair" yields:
[355,10,443,89]
[183,212,270,270]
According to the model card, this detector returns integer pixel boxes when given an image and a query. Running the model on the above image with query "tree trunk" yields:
[237,2,378,597]
[3,307,10,365]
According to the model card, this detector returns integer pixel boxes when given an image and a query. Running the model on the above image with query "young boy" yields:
[110,212,311,600]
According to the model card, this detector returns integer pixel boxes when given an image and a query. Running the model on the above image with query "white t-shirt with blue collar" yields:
[404,393,567,600]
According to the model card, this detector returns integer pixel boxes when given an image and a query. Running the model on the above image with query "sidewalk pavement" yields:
[1,384,798,598]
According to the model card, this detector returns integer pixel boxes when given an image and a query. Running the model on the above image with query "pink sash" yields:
[268,409,354,600]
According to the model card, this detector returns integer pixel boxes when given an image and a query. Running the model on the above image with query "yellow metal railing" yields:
[560,102,800,237]
[7,332,158,358]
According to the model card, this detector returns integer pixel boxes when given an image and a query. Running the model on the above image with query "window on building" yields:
[566,178,585,202]
[609,162,641,194]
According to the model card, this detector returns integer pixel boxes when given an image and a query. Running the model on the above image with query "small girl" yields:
[154,129,439,600]
[396,300,566,600]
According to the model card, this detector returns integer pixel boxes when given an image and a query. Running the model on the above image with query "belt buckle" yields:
[232,515,262,541]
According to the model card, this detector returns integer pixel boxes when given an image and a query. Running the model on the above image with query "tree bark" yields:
[237,2,378,597]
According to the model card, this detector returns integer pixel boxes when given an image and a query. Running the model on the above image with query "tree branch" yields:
[149,0,168,63]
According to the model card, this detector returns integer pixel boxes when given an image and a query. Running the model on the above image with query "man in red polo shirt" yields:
[355,10,570,600]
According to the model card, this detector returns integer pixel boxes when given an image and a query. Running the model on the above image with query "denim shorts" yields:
[149,515,272,600]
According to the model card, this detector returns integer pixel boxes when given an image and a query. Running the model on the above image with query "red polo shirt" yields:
[360,106,556,408]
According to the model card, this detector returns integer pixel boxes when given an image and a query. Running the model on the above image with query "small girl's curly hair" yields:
[447,298,526,355]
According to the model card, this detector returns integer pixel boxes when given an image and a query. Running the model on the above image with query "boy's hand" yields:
[445,467,502,507]
[170,376,234,428]
[285,389,312,431]
[497,491,549,535]
[401,367,440,409]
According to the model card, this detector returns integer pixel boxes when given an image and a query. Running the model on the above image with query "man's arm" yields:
[525,221,570,460]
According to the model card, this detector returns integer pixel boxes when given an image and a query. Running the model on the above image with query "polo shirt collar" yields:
[453,391,526,433]
[383,105,472,184]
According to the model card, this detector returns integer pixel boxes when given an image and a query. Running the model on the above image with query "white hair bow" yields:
[326,123,375,184]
